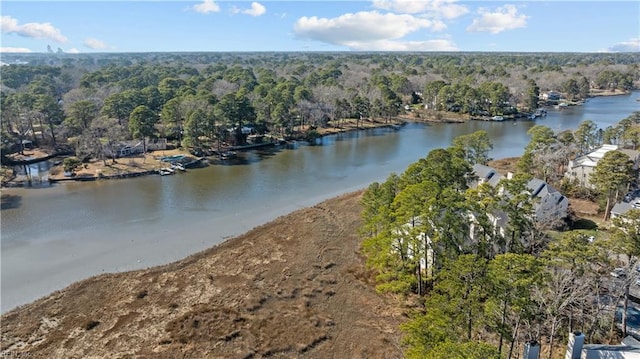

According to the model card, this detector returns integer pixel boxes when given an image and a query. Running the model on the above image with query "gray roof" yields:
[583,344,640,353]
[471,164,502,187]
[622,335,640,346]
[611,202,635,217]
[472,164,496,180]
[527,178,546,197]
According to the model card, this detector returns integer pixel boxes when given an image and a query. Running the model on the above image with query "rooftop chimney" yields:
[565,331,585,359]
[523,340,540,359]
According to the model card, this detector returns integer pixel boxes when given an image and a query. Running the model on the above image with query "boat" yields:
[158,167,175,176]
[491,116,504,121]
[171,163,186,171]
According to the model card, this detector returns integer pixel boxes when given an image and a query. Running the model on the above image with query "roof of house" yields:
[622,336,640,346]
[472,164,496,180]
[611,201,635,216]
[583,344,640,353]
[620,148,640,162]
[472,166,567,206]
[471,164,503,187]
[586,144,618,160]
[571,144,619,168]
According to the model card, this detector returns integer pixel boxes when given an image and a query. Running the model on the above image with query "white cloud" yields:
[372,0,468,19]
[0,47,32,53]
[83,38,108,50]
[1,15,68,43]
[192,0,220,14]
[294,11,445,49]
[67,48,80,54]
[244,2,266,17]
[466,5,528,34]
[605,38,640,52]
[0,16,19,32]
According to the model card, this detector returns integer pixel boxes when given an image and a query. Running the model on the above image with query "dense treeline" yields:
[360,120,640,358]
[1,52,638,163]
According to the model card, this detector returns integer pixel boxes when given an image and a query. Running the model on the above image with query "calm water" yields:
[1,91,638,312]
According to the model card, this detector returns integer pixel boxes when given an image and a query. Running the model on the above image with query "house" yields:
[391,165,569,277]
[526,178,569,225]
[470,164,501,187]
[611,201,636,219]
[104,138,167,158]
[566,145,640,188]
[472,164,569,227]
[564,331,640,359]
[542,91,561,101]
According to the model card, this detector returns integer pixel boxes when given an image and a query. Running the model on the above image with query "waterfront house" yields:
[472,164,569,227]
[105,138,167,158]
[565,144,640,188]
[391,164,569,278]
[542,91,561,101]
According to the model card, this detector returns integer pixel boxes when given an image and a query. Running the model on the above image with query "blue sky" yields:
[1,1,639,53]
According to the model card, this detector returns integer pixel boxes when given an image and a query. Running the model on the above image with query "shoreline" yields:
[1,119,406,189]
[0,179,372,314]
[1,88,635,189]
[1,190,406,358]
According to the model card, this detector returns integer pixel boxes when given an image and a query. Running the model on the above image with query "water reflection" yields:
[0,194,22,210]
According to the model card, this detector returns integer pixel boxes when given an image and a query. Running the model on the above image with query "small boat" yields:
[171,163,186,171]
[158,168,175,176]
[491,116,504,121]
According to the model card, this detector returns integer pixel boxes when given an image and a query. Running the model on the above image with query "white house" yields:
[566,144,617,187]
[564,331,640,359]
[566,144,640,188]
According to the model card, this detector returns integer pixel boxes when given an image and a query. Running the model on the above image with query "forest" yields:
[360,113,640,358]
[1,51,638,166]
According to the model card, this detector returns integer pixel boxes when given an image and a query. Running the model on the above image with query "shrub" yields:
[63,157,81,173]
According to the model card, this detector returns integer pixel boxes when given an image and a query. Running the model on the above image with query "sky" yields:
[1,0,639,53]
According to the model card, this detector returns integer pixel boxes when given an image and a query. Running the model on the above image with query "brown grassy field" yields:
[1,191,405,359]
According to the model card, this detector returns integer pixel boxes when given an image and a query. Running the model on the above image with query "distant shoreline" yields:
[1,119,406,188]
[1,88,634,188]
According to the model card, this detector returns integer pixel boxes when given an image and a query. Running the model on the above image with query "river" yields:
[1,91,639,313]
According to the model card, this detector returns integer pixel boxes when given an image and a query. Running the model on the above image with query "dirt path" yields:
[1,191,404,359]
